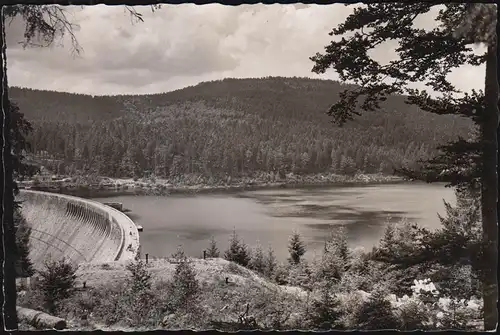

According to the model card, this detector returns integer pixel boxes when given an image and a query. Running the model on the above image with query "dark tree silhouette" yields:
[1,5,158,329]
[288,231,306,265]
[310,3,497,329]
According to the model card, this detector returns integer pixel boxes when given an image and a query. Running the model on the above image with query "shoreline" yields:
[19,173,407,199]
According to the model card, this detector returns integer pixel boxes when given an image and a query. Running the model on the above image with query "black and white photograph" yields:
[1,1,498,331]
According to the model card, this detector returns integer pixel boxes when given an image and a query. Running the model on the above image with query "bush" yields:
[287,262,312,290]
[273,263,290,285]
[37,257,78,315]
[354,289,400,330]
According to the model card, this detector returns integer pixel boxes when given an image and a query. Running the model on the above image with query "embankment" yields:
[17,190,140,269]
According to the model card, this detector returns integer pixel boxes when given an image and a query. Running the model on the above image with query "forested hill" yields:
[9,77,474,181]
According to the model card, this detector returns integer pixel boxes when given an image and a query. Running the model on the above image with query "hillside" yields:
[9,77,474,183]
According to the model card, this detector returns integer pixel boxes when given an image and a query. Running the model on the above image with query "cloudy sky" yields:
[5,4,486,96]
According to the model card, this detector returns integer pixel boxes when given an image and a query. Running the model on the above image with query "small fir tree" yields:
[355,289,400,330]
[206,235,220,258]
[288,231,306,265]
[38,257,78,314]
[326,227,350,272]
[264,245,277,278]
[126,259,152,293]
[309,284,343,330]
[172,258,199,308]
[249,243,265,274]
[224,229,250,267]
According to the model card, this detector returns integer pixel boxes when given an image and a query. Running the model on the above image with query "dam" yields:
[17,190,140,270]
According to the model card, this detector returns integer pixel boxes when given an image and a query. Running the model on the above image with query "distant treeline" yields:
[10,77,474,181]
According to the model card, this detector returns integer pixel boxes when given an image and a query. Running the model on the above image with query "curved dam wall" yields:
[17,190,140,270]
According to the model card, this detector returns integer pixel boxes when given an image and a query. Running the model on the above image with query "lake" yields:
[91,182,455,262]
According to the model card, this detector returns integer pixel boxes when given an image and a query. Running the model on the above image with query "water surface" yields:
[91,182,455,262]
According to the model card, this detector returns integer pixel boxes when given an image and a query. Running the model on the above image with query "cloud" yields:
[5,4,486,96]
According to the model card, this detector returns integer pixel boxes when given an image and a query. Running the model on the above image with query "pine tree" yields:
[126,259,152,294]
[309,284,343,330]
[310,4,497,328]
[249,243,265,274]
[224,229,250,267]
[264,245,277,278]
[355,289,400,330]
[327,227,350,271]
[376,221,396,261]
[288,231,306,265]
[172,258,199,308]
[38,257,78,314]
[206,235,220,258]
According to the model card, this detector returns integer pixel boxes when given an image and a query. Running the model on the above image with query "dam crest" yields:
[18,190,140,269]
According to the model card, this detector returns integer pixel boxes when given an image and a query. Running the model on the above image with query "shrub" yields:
[273,263,290,285]
[395,299,428,330]
[287,262,312,291]
[37,257,78,314]
[354,289,400,330]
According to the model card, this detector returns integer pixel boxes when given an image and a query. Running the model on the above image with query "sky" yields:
[5,4,486,96]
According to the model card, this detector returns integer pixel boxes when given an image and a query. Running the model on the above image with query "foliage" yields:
[263,245,277,279]
[206,236,220,258]
[355,288,400,330]
[224,229,251,267]
[310,5,496,328]
[170,258,200,311]
[9,77,472,183]
[391,278,483,330]
[37,257,78,314]
[287,231,306,265]
[286,262,312,291]
[307,284,343,330]
[248,243,265,274]
[14,208,34,277]
[371,189,483,299]
[171,245,188,262]
[125,259,152,294]
[312,249,343,288]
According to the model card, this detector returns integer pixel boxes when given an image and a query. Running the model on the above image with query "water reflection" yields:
[92,183,454,262]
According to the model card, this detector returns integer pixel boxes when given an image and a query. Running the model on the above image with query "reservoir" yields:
[91,182,455,262]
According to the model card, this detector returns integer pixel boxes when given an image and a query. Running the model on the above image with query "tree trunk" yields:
[481,43,498,331]
[0,8,19,331]
[16,307,67,330]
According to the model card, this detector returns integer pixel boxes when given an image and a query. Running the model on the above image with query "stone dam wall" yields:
[17,190,140,269]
